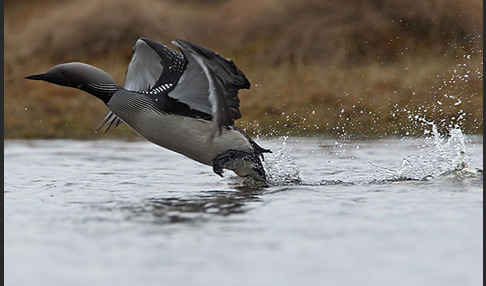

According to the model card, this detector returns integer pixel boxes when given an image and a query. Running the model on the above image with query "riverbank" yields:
[5,0,482,138]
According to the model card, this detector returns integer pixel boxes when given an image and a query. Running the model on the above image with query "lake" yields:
[4,132,483,286]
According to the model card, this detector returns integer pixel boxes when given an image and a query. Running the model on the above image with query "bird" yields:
[26,38,271,182]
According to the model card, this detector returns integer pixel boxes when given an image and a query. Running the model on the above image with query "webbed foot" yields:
[212,150,267,182]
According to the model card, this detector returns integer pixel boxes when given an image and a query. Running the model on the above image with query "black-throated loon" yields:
[26,38,271,181]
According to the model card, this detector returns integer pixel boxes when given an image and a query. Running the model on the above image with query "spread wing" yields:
[97,38,186,133]
[124,38,186,92]
[170,39,250,138]
[97,38,251,139]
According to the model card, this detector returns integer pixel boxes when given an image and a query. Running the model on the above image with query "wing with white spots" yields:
[98,38,187,133]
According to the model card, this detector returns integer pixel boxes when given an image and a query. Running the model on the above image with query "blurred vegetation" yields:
[4,0,483,138]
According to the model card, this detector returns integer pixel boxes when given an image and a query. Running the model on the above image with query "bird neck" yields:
[81,82,120,104]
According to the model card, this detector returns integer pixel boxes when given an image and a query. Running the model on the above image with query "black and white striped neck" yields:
[83,82,119,103]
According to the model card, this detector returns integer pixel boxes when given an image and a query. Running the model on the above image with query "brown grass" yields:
[4,0,483,138]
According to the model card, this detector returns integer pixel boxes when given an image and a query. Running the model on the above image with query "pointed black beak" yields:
[25,73,48,81]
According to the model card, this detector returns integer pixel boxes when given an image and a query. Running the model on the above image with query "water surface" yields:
[5,135,483,286]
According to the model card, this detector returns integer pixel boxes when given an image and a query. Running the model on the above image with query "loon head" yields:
[26,62,118,103]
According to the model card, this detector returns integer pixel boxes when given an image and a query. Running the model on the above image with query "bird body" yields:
[108,91,252,166]
[26,38,270,181]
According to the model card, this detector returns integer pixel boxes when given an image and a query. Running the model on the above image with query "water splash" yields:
[402,127,467,178]
[372,117,479,182]
[263,136,302,185]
